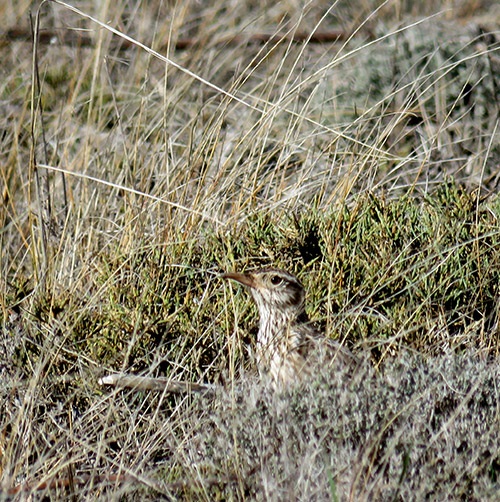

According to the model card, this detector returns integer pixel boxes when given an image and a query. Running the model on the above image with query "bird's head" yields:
[222,268,306,319]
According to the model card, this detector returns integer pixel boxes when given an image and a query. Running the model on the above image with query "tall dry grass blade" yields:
[29,3,51,286]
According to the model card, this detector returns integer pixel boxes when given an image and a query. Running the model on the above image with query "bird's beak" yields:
[221,272,256,289]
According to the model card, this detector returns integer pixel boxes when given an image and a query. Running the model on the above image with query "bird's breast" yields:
[256,319,310,386]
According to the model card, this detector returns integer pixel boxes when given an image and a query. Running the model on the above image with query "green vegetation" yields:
[1,0,499,499]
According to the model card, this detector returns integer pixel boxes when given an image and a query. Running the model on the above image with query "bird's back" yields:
[260,320,355,387]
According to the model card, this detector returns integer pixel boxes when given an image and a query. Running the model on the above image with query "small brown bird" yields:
[222,267,355,386]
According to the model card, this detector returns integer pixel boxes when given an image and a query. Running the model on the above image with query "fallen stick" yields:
[98,373,216,393]
[2,27,352,52]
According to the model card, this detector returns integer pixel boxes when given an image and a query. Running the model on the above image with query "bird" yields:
[222,267,355,387]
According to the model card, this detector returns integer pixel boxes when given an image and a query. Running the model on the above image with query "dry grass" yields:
[1,0,500,499]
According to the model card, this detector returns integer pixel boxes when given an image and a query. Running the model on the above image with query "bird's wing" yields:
[292,323,357,366]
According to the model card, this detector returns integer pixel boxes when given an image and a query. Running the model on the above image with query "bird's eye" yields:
[270,275,283,286]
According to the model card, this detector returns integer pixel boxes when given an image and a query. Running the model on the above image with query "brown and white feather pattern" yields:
[223,267,354,386]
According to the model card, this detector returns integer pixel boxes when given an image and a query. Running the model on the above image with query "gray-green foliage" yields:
[181,353,499,500]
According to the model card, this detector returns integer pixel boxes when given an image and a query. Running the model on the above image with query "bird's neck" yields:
[256,305,308,348]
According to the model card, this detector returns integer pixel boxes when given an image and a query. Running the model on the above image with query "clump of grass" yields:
[1,0,500,499]
[7,184,500,381]
[2,188,500,499]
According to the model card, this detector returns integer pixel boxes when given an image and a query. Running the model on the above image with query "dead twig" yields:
[98,373,216,393]
[2,27,353,52]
